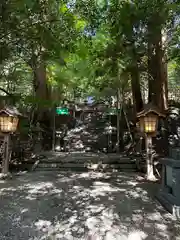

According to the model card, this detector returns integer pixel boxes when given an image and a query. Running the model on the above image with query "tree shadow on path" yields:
[0,171,179,240]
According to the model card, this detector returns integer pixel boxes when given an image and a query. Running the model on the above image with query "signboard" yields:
[56,107,69,115]
[87,96,94,104]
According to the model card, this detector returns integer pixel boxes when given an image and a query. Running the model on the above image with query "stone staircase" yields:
[32,152,137,172]
[64,113,109,152]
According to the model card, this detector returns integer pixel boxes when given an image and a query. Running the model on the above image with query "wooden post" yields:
[2,134,10,174]
[73,105,76,118]
[109,115,112,151]
[116,88,121,153]
[52,107,56,151]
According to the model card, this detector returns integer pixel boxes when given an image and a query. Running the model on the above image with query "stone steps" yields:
[64,114,108,152]
[37,162,136,169]
[35,166,137,172]
[39,157,135,164]
[33,153,137,172]
[35,167,136,172]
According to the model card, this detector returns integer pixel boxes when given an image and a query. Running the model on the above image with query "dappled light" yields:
[0,171,179,239]
[1,0,180,238]
[63,113,109,152]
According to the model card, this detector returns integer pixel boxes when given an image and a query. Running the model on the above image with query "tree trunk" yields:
[161,46,168,110]
[148,20,168,111]
[148,38,156,103]
[29,55,52,149]
[154,31,168,111]
[33,62,49,113]
[130,64,143,114]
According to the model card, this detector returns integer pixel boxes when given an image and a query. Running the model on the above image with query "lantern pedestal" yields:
[2,134,10,174]
[0,106,21,174]
[137,103,166,181]
[145,135,157,181]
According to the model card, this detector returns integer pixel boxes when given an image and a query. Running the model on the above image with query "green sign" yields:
[56,107,69,115]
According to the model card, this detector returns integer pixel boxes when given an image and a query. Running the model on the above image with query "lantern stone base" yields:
[157,156,180,219]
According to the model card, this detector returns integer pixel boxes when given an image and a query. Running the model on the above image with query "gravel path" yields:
[0,171,179,240]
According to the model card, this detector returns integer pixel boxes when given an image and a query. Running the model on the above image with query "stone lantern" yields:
[0,106,21,174]
[137,103,165,180]
[137,103,165,136]
[0,107,20,133]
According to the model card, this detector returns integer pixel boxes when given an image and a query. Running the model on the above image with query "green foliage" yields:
[0,0,180,112]
[168,60,180,86]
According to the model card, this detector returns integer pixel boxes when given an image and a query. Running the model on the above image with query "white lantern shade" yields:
[139,113,158,134]
[0,115,19,133]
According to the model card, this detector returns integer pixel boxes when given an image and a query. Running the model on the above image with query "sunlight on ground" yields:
[24,182,61,200]
[127,231,147,240]
[0,171,179,239]
[33,218,150,240]
[32,219,162,240]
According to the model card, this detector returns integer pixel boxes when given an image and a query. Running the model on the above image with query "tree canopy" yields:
[0,0,180,113]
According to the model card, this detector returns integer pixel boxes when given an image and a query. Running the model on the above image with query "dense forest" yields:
[0,0,180,143]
